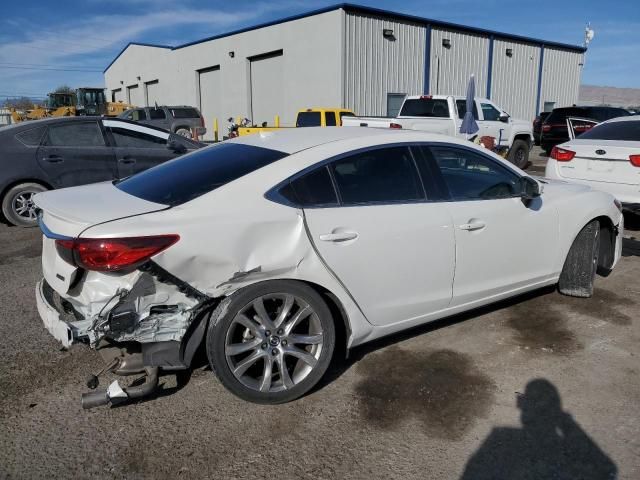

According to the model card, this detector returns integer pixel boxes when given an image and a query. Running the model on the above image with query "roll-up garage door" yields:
[145,80,160,106]
[112,89,123,102]
[198,66,221,141]
[127,84,142,106]
[249,50,283,126]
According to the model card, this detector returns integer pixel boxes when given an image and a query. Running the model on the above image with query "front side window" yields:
[46,122,105,147]
[456,100,479,120]
[329,147,424,204]
[131,109,147,121]
[109,126,166,148]
[325,112,337,126]
[480,103,501,121]
[296,112,322,127]
[430,146,520,200]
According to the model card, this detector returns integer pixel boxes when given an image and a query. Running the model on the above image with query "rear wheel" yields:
[508,139,529,169]
[175,128,191,138]
[558,220,600,297]
[1,182,48,227]
[206,280,335,404]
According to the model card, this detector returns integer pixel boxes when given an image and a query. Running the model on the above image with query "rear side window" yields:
[15,126,46,146]
[149,108,166,120]
[170,108,200,119]
[296,112,322,127]
[399,99,450,118]
[281,167,338,207]
[329,147,423,204]
[325,112,337,126]
[579,120,640,141]
[116,143,288,206]
[46,122,105,147]
[109,126,166,148]
[430,146,520,200]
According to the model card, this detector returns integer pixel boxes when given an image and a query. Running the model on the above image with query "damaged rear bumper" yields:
[36,279,91,347]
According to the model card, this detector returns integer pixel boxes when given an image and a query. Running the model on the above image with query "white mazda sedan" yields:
[34,128,623,407]
[545,116,640,214]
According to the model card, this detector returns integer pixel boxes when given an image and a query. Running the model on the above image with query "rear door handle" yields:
[319,231,359,242]
[118,157,136,165]
[459,220,486,231]
[43,155,63,163]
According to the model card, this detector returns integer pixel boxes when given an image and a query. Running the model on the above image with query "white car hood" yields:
[34,182,167,237]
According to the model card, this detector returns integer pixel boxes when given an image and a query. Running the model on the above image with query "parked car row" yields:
[0,117,203,226]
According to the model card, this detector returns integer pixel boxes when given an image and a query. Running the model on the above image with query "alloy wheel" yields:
[13,191,38,221]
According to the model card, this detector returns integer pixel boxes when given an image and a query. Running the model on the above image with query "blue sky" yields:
[0,0,637,100]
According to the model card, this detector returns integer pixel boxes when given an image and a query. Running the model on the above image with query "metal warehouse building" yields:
[104,3,586,140]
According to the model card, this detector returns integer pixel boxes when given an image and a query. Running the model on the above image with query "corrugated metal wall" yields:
[343,12,425,116]
[429,28,489,96]
[539,47,584,113]
[491,39,541,121]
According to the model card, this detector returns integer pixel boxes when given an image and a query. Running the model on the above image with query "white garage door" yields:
[250,50,284,126]
[198,66,221,141]
[145,80,160,106]
[127,84,142,106]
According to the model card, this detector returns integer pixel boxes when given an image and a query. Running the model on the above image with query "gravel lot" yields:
[1,149,639,479]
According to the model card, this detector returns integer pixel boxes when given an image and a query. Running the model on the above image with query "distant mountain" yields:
[579,85,640,108]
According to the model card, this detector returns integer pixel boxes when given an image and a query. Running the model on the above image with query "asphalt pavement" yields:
[1,157,639,479]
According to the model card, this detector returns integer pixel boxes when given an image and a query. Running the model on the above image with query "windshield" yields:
[80,90,106,105]
[116,143,288,206]
[578,120,640,141]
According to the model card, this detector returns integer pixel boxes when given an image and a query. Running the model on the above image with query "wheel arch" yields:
[594,215,617,276]
[1,178,53,201]
[513,133,533,149]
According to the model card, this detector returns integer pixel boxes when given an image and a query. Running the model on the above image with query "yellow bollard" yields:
[275,115,280,128]
[214,118,218,142]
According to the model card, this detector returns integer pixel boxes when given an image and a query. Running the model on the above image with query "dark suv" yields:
[540,106,630,154]
[119,106,206,138]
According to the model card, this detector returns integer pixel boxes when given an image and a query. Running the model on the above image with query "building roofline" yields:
[103,3,586,73]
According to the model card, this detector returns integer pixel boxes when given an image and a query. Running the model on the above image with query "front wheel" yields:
[558,220,600,297]
[508,139,530,169]
[1,182,48,227]
[206,280,336,404]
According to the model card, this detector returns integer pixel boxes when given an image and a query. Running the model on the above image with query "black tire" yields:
[206,280,336,404]
[508,139,530,169]
[175,128,191,138]
[1,182,48,227]
[558,220,600,297]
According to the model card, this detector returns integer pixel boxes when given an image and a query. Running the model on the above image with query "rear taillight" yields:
[55,235,179,272]
[389,122,402,129]
[630,154,640,167]
[551,146,576,162]
[542,125,551,132]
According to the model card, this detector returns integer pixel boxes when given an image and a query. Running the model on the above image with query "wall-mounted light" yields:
[506,48,513,57]
[228,51,235,58]
[136,76,141,80]
[442,38,451,48]
[383,28,395,39]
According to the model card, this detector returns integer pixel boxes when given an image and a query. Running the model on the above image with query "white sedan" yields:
[33,128,623,407]
[546,115,640,213]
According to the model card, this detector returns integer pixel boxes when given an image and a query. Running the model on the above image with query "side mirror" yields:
[520,177,541,202]
[499,113,509,123]
[167,140,187,154]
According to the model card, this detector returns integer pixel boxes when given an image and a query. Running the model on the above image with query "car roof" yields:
[601,115,640,124]
[227,126,466,154]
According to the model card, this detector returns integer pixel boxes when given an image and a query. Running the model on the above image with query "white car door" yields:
[479,101,510,147]
[299,145,456,327]
[426,145,558,306]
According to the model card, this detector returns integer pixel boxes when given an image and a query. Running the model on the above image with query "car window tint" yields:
[148,108,166,120]
[579,120,640,141]
[325,112,337,126]
[116,143,288,206]
[430,146,520,200]
[15,125,47,146]
[546,108,586,123]
[456,100,479,120]
[481,103,501,121]
[400,98,450,117]
[132,109,147,121]
[46,122,105,147]
[286,166,338,207]
[296,112,322,127]
[330,146,423,204]
[170,108,200,119]
[109,126,167,148]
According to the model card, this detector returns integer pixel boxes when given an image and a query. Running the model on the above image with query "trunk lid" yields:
[556,140,640,186]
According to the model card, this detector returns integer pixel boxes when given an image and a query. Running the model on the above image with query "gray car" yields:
[119,105,206,138]
[0,117,204,227]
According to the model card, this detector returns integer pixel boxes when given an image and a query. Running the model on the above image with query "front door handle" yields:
[43,155,63,163]
[118,157,136,165]
[319,231,358,242]
[459,220,486,231]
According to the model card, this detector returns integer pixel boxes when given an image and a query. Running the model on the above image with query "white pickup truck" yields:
[343,95,534,168]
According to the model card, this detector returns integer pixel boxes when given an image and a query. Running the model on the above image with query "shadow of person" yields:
[460,379,617,480]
